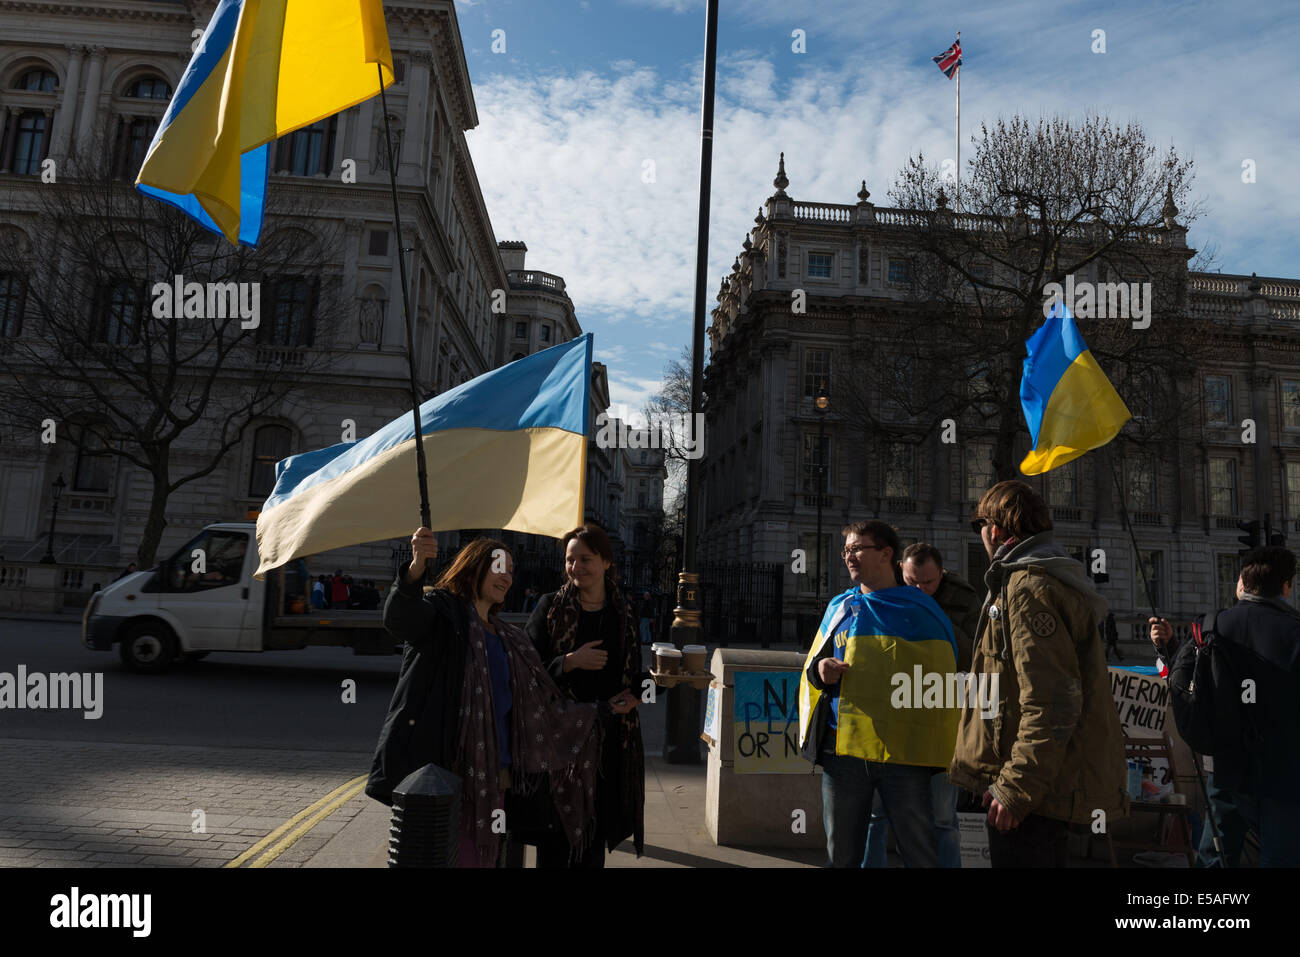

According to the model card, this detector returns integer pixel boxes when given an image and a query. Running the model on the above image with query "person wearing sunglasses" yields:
[798,520,960,867]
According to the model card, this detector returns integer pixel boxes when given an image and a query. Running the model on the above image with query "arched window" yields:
[276,117,337,176]
[95,279,141,345]
[72,424,113,493]
[126,76,171,99]
[6,111,48,175]
[16,69,57,92]
[0,273,25,338]
[249,424,292,498]
[114,116,158,179]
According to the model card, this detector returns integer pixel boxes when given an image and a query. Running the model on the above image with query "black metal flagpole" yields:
[377,63,433,557]
[664,0,718,765]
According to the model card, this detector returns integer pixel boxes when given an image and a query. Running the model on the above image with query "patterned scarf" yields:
[546,575,645,857]
[455,604,601,867]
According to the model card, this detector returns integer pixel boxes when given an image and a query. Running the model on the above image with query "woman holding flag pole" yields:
[366,528,602,867]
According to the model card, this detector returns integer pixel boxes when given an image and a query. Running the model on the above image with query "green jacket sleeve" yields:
[989,579,1085,821]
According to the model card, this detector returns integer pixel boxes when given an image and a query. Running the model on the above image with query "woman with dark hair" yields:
[525,523,646,867]
[366,527,601,867]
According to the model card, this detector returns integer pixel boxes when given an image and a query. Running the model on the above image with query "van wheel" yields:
[119,622,178,674]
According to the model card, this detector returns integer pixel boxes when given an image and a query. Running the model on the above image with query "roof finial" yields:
[857,179,871,203]
[773,152,789,197]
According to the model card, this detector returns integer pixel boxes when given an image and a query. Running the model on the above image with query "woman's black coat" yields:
[365,579,470,806]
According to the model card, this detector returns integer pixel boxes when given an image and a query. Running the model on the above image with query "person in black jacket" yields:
[366,528,601,867]
[1150,546,1300,867]
[525,523,647,868]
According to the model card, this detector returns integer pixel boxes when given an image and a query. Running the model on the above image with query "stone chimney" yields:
[498,240,527,272]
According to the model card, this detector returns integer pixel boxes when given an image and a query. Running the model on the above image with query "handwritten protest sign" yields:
[733,670,810,773]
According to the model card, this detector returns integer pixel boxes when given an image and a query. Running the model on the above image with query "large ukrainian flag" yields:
[1019,300,1131,475]
[136,0,393,246]
[798,586,958,767]
[253,335,592,577]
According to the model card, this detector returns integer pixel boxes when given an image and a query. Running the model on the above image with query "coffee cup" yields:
[656,647,682,675]
[682,644,707,673]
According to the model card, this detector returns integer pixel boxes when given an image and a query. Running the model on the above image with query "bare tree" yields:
[833,113,1211,487]
[0,143,347,566]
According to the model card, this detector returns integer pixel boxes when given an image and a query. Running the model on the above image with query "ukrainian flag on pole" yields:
[1019,300,1131,475]
[136,0,392,246]
[253,335,593,577]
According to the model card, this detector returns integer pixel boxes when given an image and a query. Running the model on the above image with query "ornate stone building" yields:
[701,156,1300,641]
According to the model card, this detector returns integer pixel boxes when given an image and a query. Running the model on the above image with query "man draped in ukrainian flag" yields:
[799,520,959,867]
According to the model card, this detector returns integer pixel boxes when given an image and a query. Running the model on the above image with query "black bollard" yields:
[388,763,460,867]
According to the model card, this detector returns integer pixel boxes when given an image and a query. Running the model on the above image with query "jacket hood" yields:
[991,531,1108,621]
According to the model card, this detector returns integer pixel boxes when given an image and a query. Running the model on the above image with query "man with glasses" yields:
[864,542,982,868]
[798,521,960,867]
[949,481,1127,866]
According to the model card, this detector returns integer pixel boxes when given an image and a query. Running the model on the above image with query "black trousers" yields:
[986,814,1069,867]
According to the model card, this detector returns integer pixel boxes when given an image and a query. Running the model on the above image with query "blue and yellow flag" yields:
[137,0,393,246]
[253,335,592,576]
[1019,301,1131,475]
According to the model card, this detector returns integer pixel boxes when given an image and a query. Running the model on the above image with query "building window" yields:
[806,252,833,279]
[970,264,991,283]
[804,348,830,398]
[95,280,141,345]
[800,532,832,594]
[541,325,551,343]
[1209,457,1236,515]
[16,69,57,91]
[279,117,337,176]
[514,321,527,339]
[1205,375,1232,426]
[260,277,316,347]
[72,427,113,493]
[638,493,647,508]
[9,111,49,175]
[1282,380,1300,429]
[248,424,292,499]
[0,273,25,337]
[367,230,389,256]
[966,442,993,504]
[114,116,159,179]
[1125,454,1156,510]
[393,58,407,85]
[1216,553,1239,611]
[1135,549,1164,608]
[883,442,914,497]
[1288,462,1300,519]
[1048,459,1077,506]
[888,259,911,284]
[802,433,831,497]
[640,452,647,465]
[126,76,171,99]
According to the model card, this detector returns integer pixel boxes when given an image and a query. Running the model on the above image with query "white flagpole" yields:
[955,31,961,210]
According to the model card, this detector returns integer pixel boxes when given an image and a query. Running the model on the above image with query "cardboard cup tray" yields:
[650,669,713,689]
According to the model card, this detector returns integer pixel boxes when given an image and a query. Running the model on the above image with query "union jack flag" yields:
[933,38,962,79]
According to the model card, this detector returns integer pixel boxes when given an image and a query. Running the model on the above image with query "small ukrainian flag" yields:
[1019,301,1131,475]
[136,0,393,246]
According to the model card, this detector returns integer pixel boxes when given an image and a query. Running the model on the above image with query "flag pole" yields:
[954,30,960,210]
[377,64,434,560]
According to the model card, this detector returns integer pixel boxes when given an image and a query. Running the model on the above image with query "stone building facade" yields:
[700,157,1300,641]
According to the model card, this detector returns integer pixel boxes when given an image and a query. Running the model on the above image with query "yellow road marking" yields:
[224,774,368,868]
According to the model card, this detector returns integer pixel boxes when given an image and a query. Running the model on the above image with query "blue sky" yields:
[453,0,1300,416]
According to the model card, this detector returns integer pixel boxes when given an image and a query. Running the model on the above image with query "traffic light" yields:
[1237,519,1261,555]
[1265,514,1287,548]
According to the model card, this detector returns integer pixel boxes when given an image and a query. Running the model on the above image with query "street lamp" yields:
[39,472,67,565]
[814,384,829,601]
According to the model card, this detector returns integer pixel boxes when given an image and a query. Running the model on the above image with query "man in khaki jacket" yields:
[950,480,1128,866]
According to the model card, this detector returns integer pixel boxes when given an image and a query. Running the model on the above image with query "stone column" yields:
[73,46,105,156]
[50,45,85,162]
[0,109,17,173]
[341,218,363,347]
[403,52,432,181]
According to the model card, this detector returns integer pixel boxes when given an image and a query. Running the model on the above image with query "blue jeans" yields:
[820,749,939,867]
[1198,772,1300,868]
[864,771,962,868]
[639,618,653,644]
